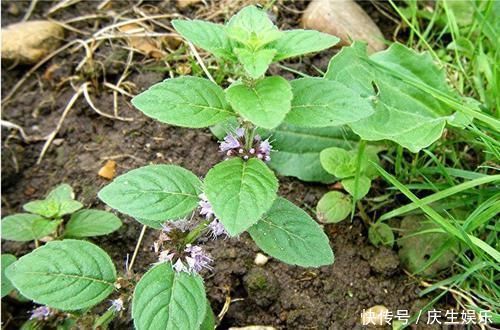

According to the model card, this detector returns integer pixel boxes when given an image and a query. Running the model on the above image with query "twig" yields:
[127,225,147,274]
[0,120,45,143]
[187,42,215,83]
[37,87,83,164]
[22,0,38,22]
[104,82,134,98]
[82,83,133,121]
[47,0,82,15]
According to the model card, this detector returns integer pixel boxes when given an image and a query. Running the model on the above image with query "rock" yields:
[1,20,64,64]
[368,247,399,276]
[254,252,269,266]
[361,305,389,326]
[176,0,202,8]
[302,0,385,53]
[243,268,280,307]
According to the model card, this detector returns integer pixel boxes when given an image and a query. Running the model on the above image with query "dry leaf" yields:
[118,23,164,59]
[98,160,117,180]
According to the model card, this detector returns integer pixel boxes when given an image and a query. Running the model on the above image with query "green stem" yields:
[351,140,367,219]
[243,122,255,150]
[184,219,212,245]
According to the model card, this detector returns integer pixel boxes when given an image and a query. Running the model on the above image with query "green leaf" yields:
[270,29,339,61]
[248,197,334,267]
[23,199,60,218]
[342,176,371,200]
[325,42,456,152]
[320,145,381,180]
[132,263,206,330]
[64,210,122,238]
[1,214,60,241]
[225,77,292,129]
[268,124,358,182]
[6,239,116,310]
[320,147,355,178]
[226,5,281,49]
[199,303,216,330]
[23,184,83,218]
[204,158,278,236]
[47,184,74,201]
[316,191,351,223]
[99,165,202,222]
[1,254,17,297]
[368,223,394,247]
[135,217,164,229]
[132,77,235,128]
[234,47,276,79]
[285,78,374,127]
[172,20,235,60]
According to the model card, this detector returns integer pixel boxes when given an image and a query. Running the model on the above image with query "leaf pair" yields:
[1,184,122,242]
[99,163,334,267]
[173,6,339,78]
[98,160,278,237]
[23,184,82,219]
[132,74,377,132]
[320,145,381,201]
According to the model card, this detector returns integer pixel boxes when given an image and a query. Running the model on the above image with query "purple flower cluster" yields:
[198,193,228,239]
[29,306,53,321]
[153,219,214,274]
[184,244,213,273]
[167,244,213,273]
[219,127,272,162]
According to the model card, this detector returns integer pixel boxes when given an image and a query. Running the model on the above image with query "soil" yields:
[1,1,437,329]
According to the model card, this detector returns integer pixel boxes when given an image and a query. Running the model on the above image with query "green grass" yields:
[374,0,499,326]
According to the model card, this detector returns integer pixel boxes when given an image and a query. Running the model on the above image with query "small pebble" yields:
[254,253,269,266]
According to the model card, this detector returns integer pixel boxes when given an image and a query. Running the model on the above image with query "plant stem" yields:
[184,219,212,245]
[127,225,147,274]
[351,140,367,219]
[243,122,255,150]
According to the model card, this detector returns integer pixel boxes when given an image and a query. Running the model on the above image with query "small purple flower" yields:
[198,193,214,220]
[29,306,52,320]
[185,244,213,273]
[235,127,245,138]
[109,298,124,312]
[259,139,271,154]
[258,139,272,162]
[208,219,228,239]
[219,133,241,152]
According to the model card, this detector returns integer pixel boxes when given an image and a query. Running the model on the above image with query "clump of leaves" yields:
[2,6,340,330]
[99,6,340,328]
[1,184,123,328]
[316,145,382,223]
[1,184,122,242]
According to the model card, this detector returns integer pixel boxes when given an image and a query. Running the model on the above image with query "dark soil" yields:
[2,1,430,329]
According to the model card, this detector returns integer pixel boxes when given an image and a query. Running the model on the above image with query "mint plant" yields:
[1,184,124,328]
[1,184,122,242]
[96,5,342,329]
